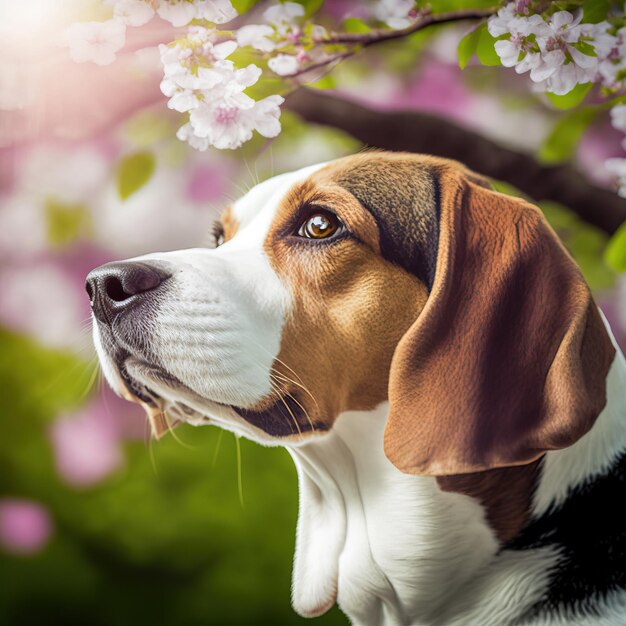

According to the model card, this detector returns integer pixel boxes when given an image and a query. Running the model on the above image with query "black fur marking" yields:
[235,395,326,437]
[506,449,626,621]
[335,161,440,290]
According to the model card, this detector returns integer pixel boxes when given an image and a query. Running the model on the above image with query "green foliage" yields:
[308,74,337,89]
[231,0,259,14]
[341,17,371,34]
[116,151,156,200]
[605,221,626,272]
[294,0,324,18]
[540,202,616,290]
[539,105,600,163]
[45,198,92,247]
[476,24,502,67]
[458,23,502,69]
[0,327,349,625]
[245,77,290,99]
[457,25,482,69]
[583,0,610,23]
[546,83,593,109]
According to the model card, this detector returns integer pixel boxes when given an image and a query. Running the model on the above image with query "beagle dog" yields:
[87,152,626,626]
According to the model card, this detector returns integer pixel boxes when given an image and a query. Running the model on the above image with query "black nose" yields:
[86,262,170,324]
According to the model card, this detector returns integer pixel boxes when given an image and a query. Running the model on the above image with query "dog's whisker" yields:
[212,428,224,468]
[245,336,320,411]
[234,434,244,509]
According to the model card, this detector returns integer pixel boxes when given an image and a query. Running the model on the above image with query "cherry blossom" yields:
[611,104,626,135]
[159,39,238,112]
[65,20,126,66]
[263,1,305,34]
[489,8,605,96]
[157,1,198,27]
[236,24,277,52]
[0,500,53,555]
[194,0,237,24]
[186,94,284,150]
[373,0,417,30]
[605,157,626,197]
[50,402,124,487]
[268,53,300,76]
[113,0,155,27]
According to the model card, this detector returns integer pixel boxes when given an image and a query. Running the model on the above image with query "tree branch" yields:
[283,8,496,78]
[285,89,626,236]
[316,8,496,45]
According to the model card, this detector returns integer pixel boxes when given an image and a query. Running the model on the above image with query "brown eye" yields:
[297,211,341,239]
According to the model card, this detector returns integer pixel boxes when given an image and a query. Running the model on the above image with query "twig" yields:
[282,8,496,79]
[317,8,497,45]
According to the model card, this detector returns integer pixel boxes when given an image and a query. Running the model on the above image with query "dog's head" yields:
[88,152,615,476]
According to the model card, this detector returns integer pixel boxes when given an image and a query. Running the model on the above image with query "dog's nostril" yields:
[105,275,133,302]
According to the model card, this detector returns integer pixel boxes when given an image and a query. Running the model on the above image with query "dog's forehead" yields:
[231,161,332,232]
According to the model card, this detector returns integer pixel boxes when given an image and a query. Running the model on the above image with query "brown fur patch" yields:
[438,458,544,543]
[220,206,239,242]
[259,168,428,433]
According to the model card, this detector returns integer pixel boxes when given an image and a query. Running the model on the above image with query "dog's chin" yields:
[116,357,302,444]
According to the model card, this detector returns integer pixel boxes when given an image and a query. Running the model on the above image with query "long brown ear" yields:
[385,168,616,476]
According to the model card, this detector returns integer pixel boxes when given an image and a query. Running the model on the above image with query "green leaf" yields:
[341,17,371,34]
[605,221,626,272]
[572,40,597,56]
[546,82,593,110]
[539,106,599,163]
[583,0,609,23]
[44,198,92,247]
[457,25,481,69]
[476,23,502,67]
[294,0,324,18]
[116,151,156,200]
[244,77,288,100]
[231,0,259,14]
[307,74,336,89]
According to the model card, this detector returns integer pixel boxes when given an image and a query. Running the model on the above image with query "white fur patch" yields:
[285,404,559,625]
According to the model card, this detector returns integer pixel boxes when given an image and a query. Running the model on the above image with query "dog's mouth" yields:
[116,357,324,444]
[116,358,214,439]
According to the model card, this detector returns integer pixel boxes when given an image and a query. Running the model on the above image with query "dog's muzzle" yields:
[85,261,170,325]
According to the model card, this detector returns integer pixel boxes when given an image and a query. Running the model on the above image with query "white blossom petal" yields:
[113,0,154,26]
[65,20,126,66]
[494,40,521,67]
[611,104,626,133]
[546,61,577,95]
[268,53,299,76]
[236,24,276,52]
[569,46,597,70]
[157,1,197,26]
[194,0,237,24]
[263,1,304,26]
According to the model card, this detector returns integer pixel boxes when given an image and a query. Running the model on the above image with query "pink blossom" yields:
[0,499,53,555]
[185,93,283,150]
[64,20,126,66]
[114,0,155,27]
[49,401,125,487]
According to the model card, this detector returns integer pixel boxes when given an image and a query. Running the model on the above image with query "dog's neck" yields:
[287,340,626,626]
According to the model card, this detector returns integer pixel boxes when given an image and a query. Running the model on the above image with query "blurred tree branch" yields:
[285,89,626,236]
